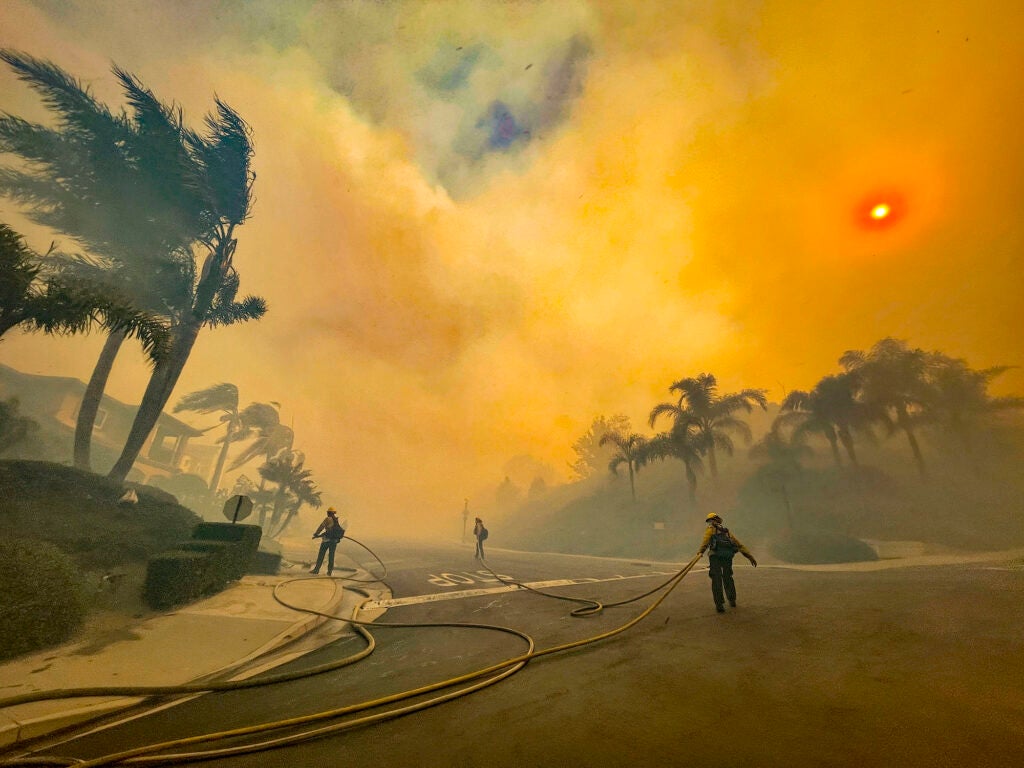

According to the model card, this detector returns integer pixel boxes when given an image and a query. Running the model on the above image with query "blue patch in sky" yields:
[480,101,527,151]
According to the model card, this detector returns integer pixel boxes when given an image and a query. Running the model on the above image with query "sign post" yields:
[223,494,254,524]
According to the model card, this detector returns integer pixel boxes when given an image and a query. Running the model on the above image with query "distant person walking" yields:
[473,516,488,559]
[697,512,757,613]
[310,507,346,576]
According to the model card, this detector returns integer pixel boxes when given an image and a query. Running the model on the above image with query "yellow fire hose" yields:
[1,548,702,767]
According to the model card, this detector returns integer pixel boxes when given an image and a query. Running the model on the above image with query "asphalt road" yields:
[21,539,1024,768]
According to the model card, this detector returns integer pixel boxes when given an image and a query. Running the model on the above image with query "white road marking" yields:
[362,571,678,610]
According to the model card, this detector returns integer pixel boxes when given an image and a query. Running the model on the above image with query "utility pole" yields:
[462,498,469,543]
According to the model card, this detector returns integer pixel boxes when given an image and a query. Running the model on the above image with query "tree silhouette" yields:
[0,50,267,480]
[840,338,931,477]
[0,223,168,354]
[599,431,648,502]
[173,384,280,493]
[642,420,705,505]
[258,451,313,535]
[650,373,767,479]
[924,354,1024,460]
[776,373,877,468]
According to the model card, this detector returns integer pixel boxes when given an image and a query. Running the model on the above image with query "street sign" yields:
[223,494,254,523]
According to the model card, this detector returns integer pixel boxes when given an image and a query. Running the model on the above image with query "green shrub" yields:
[769,530,879,564]
[143,550,225,610]
[191,523,261,580]
[0,539,87,660]
[142,523,263,609]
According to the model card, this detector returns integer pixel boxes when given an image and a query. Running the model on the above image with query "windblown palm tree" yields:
[0,222,168,354]
[925,354,1024,459]
[258,450,312,534]
[642,420,705,504]
[649,372,767,479]
[0,51,266,478]
[173,384,280,493]
[840,338,931,477]
[776,373,877,468]
[270,476,322,539]
[598,431,648,502]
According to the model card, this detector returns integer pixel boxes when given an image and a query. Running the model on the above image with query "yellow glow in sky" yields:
[0,0,1022,535]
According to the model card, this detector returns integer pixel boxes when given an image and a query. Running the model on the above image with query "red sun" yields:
[854,190,906,231]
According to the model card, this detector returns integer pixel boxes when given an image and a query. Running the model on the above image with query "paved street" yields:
[18,540,1024,768]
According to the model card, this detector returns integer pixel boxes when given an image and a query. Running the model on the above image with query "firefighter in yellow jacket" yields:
[698,512,757,613]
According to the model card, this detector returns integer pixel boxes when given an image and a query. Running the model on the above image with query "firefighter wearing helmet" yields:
[697,512,757,613]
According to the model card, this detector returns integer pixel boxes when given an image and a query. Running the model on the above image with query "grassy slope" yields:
[0,460,201,564]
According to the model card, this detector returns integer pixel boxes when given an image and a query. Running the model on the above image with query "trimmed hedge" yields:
[0,539,88,660]
[143,523,262,610]
[144,550,225,610]
[192,523,262,581]
[770,530,879,564]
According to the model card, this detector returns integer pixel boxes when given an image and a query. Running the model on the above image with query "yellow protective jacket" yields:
[698,524,752,557]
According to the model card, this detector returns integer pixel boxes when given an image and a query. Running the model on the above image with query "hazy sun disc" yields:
[870,203,891,219]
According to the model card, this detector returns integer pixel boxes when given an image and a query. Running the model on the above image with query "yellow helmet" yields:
[706,512,721,521]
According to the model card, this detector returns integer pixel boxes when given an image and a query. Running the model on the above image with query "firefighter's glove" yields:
[746,554,758,567]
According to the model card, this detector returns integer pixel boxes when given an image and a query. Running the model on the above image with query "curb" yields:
[0,570,355,750]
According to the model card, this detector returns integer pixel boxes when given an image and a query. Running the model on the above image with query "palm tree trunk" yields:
[267,485,288,534]
[827,434,843,467]
[209,429,233,492]
[74,330,125,470]
[706,440,719,479]
[897,408,927,477]
[628,464,636,502]
[838,429,859,468]
[107,322,200,483]
[107,239,234,484]
[780,482,795,530]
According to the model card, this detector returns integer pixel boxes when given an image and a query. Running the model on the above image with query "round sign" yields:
[223,494,254,523]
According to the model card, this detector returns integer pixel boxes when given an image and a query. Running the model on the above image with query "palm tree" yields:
[1,51,208,471]
[229,412,294,526]
[270,476,322,539]
[840,338,931,477]
[0,222,169,354]
[650,373,767,479]
[258,451,312,535]
[749,428,813,530]
[642,420,705,504]
[925,354,1024,459]
[173,384,280,493]
[776,373,877,468]
[598,431,648,502]
[0,51,266,479]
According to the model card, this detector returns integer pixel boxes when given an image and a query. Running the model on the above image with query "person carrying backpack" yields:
[309,507,346,576]
[697,512,757,613]
[473,516,488,559]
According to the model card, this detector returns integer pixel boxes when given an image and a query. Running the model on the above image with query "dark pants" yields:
[475,537,485,559]
[708,554,737,608]
[312,539,340,574]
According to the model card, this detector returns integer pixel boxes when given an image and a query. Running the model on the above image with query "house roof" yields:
[0,363,203,437]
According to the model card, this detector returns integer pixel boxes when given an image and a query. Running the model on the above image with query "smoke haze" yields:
[1,0,1022,534]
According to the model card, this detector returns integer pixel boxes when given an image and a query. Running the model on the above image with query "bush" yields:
[142,523,263,609]
[0,539,88,660]
[143,550,225,610]
[769,530,879,564]
[192,523,262,581]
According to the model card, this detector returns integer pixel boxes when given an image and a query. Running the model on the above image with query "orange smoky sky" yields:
[1,0,1022,534]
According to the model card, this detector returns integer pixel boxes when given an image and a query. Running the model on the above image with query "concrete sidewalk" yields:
[0,557,382,749]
